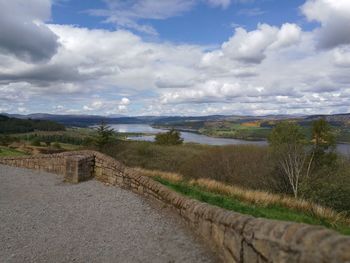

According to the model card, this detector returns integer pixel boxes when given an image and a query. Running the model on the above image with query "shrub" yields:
[31,137,41,146]
[179,145,274,191]
[301,156,350,214]
[52,142,62,149]
[155,129,183,145]
[0,135,18,146]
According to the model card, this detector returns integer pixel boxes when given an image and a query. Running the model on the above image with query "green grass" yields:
[200,124,271,141]
[0,147,27,157]
[155,177,350,235]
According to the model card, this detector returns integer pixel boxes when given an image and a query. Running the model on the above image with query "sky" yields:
[0,0,349,116]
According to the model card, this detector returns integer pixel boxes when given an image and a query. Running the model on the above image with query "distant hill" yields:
[1,112,350,128]
[0,115,66,134]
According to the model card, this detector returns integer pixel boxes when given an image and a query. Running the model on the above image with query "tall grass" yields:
[135,168,350,227]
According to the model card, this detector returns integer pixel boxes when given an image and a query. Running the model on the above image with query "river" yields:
[109,124,350,155]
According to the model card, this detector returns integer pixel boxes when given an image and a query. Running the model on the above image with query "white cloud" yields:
[220,23,301,64]
[1,0,350,116]
[301,0,350,49]
[120,97,131,105]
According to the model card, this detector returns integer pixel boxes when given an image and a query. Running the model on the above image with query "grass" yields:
[200,123,271,141]
[136,168,350,235]
[0,147,27,157]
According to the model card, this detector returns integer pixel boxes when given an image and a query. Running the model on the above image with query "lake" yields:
[109,124,349,155]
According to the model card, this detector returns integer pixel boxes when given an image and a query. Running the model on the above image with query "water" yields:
[109,124,349,154]
[110,124,164,134]
[111,124,267,146]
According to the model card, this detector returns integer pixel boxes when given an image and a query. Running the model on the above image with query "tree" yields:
[94,122,115,149]
[268,122,309,198]
[155,129,183,145]
[303,118,337,179]
[311,118,336,154]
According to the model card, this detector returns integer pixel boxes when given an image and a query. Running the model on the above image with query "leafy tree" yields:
[155,129,183,145]
[268,122,309,198]
[94,122,115,149]
[312,118,336,151]
[305,119,337,175]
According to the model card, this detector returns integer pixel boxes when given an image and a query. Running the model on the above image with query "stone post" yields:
[64,155,94,183]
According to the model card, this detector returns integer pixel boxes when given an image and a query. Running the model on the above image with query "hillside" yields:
[0,115,65,134]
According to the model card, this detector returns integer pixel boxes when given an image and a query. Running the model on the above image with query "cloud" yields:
[220,23,301,64]
[333,47,350,67]
[206,0,231,9]
[238,7,265,16]
[301,0,350,49]
[88,0,238,34]
[1,0,350,116]
[0,0,59,62]
[83,97,131,113]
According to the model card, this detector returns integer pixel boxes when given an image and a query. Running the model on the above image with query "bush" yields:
[52,142,62,149]
[300,156,350,214]
[31,137,41,146]
[155,129,183,145]
[179,145,275,191]
[0,135,18,146]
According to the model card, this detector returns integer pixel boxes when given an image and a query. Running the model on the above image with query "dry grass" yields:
[136,168,350,226]
[133,168,183,182]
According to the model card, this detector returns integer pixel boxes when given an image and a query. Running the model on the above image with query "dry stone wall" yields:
[0,151,94,183]
[1,150,350,263]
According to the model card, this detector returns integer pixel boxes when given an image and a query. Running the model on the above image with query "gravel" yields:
[0,165,219,263]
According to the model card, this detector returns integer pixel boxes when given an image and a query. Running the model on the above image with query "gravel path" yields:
[0,165,219,263]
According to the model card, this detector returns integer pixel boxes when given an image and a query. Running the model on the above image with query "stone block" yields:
[64,155,94,183]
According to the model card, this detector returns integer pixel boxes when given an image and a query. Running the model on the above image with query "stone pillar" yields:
[64,155,94,183]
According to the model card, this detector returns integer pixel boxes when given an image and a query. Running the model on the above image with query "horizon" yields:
[0,0,349,116]
[2,111,350,119]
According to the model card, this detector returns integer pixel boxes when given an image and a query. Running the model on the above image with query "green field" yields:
[200,123,271,141]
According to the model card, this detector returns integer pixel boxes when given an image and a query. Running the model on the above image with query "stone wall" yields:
[0,151,94,183]
[1,150,350,263]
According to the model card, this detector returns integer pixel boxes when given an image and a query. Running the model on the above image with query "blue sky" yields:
[52,0,309,45]
[0,0,349,116]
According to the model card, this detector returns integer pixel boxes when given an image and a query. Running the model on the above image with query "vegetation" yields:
[137,169,350,235]
[154,116,350,143]
[31,137,41,146]
[268,122,311,198]
[2,117,349,223]
[0,115,65,134]
[0,147,27,157]
[100,121,350,216]
[93,122,116,150]
[200,122,270,141]
[155,129,183,145]
[0,134,19,146]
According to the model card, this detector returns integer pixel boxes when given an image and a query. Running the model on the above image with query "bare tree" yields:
[269,122,310,198]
